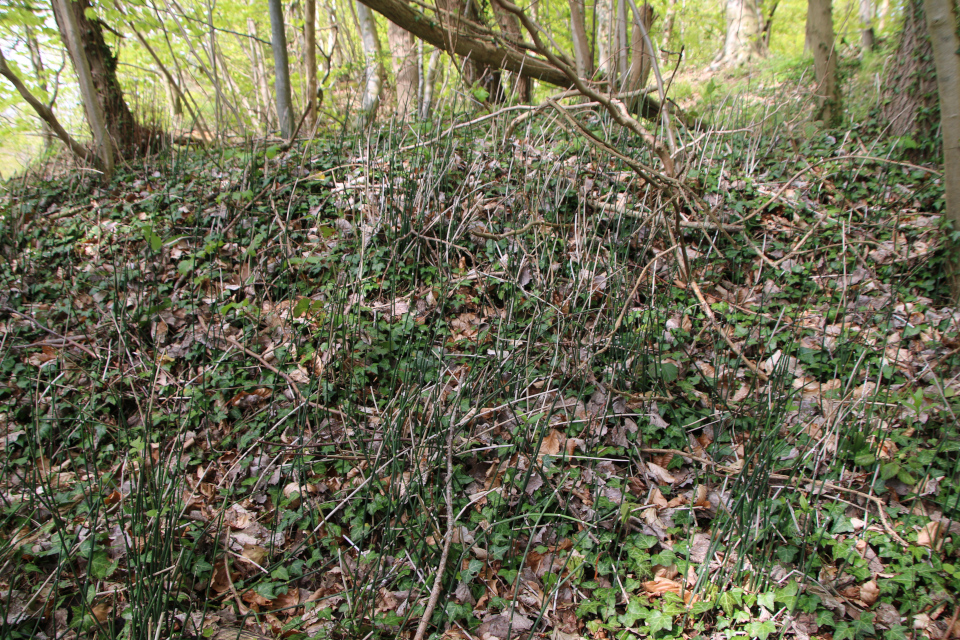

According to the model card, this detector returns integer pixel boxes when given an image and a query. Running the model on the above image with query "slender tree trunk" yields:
[387,22,419,120]
[760,0,778,49]
[859,0,875,50]
[720,0,763,65]
[807,0,840,125]
[627,3,655,95]
[418,39,425,113]
[51,0,113,179]
[570,0,594,78]
[491,0,531,100]
[356,0,383,126]
[268,0,294,137]
[923,0,960,298]
[597,0,613,80]
[247,19,277,130]
[305,0,318,128]
[23,24,55,150]
[127,22,209,134]
[616,0,629,80]
[208,0,221,132]
[660,0,677,62]
[50,0,139,154]
[421,48,442,119]
[878,0,890,29]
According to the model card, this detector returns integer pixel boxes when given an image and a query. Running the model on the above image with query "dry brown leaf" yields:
[91,603,112,622]
[646,462,676,485]
[538,429,563,458]
[650,487,669,509]
[917,521,944,550]
[643,576,682,596]
[859,579,879,605]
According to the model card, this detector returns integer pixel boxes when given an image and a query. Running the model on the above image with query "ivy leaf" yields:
[644,609,673,633]
[746,620,776,640]
[620,596,647,627]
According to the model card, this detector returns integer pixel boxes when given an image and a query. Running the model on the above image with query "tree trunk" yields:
[353,0,670,119]
[922,0,960,298]
[24,23,55,150]
[627,3,655,95]
[247,19,277,131]
[616,0,629,80]
[882,0,938,139]
[421,48,442,119]
[878,0,891,29]
[859,0,875,50]
[268,0,294,137]
[597,0,613,80]
[356,0,383,126]
[760,0,779,49]
[50,0,139,155]
[720,0,763,66]
[305,0,318,129]
[660,0,678,62]
[807,0,840,125]
[387,22,419,120]
[51,0,113,179]
[491,0,532,100]
[570,0,594,78]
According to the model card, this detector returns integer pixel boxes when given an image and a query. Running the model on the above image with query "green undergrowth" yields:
[0,110,958,640]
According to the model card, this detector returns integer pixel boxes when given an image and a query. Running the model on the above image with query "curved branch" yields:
[354,0,668,121]
[0,50,97,168]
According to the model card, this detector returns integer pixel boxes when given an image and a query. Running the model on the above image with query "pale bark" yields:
[306,0,318,128]
[51,0,113,179]
[923,0,960,297]
[24,24,55,149]
[859,0,875,50]
[660,0,677,62]
[356,0,383,126]
[627,3,654,94]
[597,0,613,79]
[268,0,294,137]
[421,48,442,119]
[616,0,629,79]
[878,0,890,29]
[570,0,593,78]
[247,19,276,130]
[387,21,419,120]
[807,0,840,125]
[208,0,220,131]
[720,0,763,66]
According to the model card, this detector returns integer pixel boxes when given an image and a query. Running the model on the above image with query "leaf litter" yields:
[0,124,958,640]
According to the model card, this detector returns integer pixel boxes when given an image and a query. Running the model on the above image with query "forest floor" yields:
[1,102,959,640]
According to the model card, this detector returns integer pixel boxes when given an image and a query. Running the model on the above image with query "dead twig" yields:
[2,306,100,360]
[638,447,909,547]
[412,417,456,640]
[224,337,304,402]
